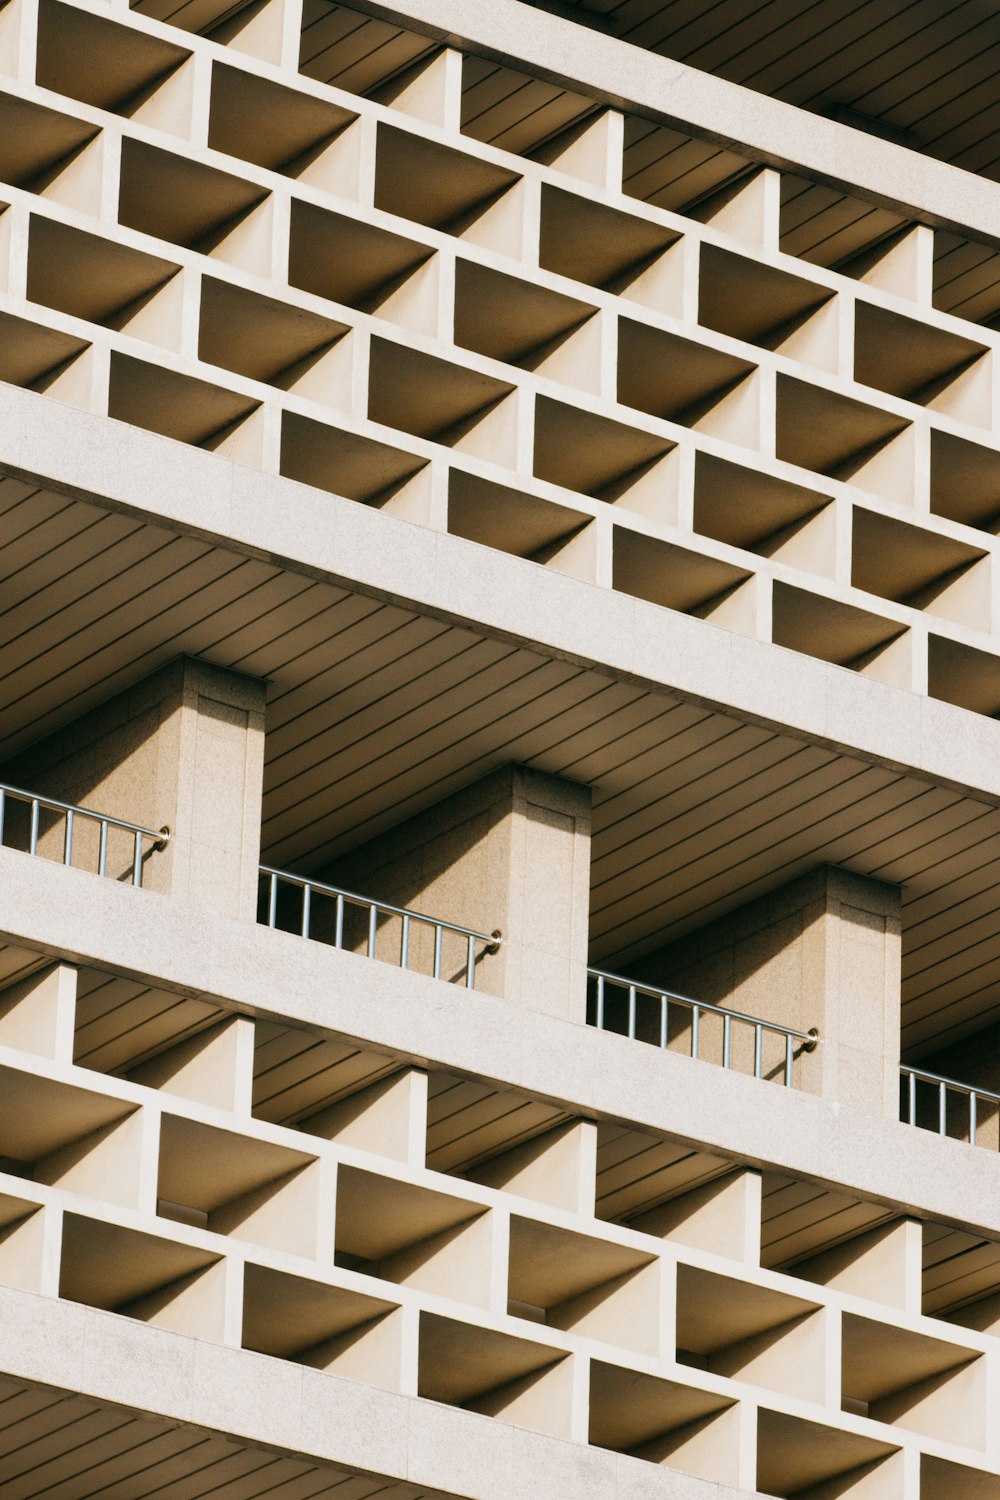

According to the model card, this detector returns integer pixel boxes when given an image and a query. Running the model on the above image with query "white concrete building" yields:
[1,0,1000,1494]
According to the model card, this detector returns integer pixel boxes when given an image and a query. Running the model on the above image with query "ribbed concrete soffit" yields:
[1,468,999,1050]
[519,0,1000,187]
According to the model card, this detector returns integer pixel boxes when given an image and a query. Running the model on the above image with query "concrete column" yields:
[632,866,902,1117]
[0,656,266,921]
[321,764,592,1021]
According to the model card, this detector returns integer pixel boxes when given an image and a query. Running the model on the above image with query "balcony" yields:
[0,780,168,887]
[258,864,502,990]
[902,1066,1000,1151]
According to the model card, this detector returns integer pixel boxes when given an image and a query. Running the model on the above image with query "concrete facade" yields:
[1,1,1000,1497]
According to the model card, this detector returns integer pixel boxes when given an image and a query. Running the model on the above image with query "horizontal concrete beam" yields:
[0,1283,744,1500]
[4,386,1000,806]
[1,849,997,1248]
[358,0,1000,249]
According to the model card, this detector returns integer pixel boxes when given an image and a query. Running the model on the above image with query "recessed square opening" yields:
[776,375,912,500]
[676,1264,824,1402]
[618,318,758,446]
[852,507,988,630]
[623,114,754,215]
[74,966,225,1078]
[108,353,260,451]
[614,528,752,622]
[375,123,520,234]
[931,430,1000,533]
[589,1362,738,1484]
[288,199,436,331]
[243,1262,401,1386]
[757,1408,900,1499]
[772,582,909,684]
[699,244,834,360]
[508,1215,657,1352]
[0,92,99,191]
[0,1064,137,1204]
[426,1071,570,1181]
[855,302,990,425]
[924,1222,1000,1332]
[27,216,180,332]
[280,410,428,514]
[200,277,350,400]
[418,1311,570,1437]
[461,55,597,160]
[299,2,438,95]
[157,1114,318,1255]
[37,0,190,116]
[934,230,1000,325]
[540,184,681,305]
[594,1122,733,1226]
[694,452,833,572]
[368,337,515,457]
[208,61,357,180]
[923,1455,1000,1500]
[928,634,1000,718]
[118,137,269,253]
[448,471,594,579]
[454,259,598,386]
[335,1164,490,1307]
[765,1181,901,1292]
[252,1017,399,1130]
[780,173,907,272]
[0,309,89,392]
[534,395,677,519]
[60,1214,224,1337]
[842,1312,984,1446]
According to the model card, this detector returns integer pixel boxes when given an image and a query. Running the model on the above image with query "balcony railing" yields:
[259,865,502,989]
[901,1064,999,1146]
[0,780,169,887]
[588,968,819,1087]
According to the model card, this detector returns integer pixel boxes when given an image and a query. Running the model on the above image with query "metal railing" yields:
[901,1064,999,1145]
[0,780,169,887]
[259,865,502,989]
[589,968,819,1087]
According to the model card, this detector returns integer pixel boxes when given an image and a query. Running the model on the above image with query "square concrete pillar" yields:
[0,656,266,920]
[321,765,592,1021]
[632,866,902,1117]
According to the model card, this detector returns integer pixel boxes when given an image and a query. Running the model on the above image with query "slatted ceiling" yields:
[622,117,753,212]
[0,944,48,990]
[760,1174,895,1269]
[923,1224,1000,1315]
[934,233,1000,323]
[73,968,223,1075]
[594,1120,730,1221]
[252,1022,396,1122]
[779,179,906,268]
[425,1073,569,1172]
[298,1,437,95]
[460,58,598,157]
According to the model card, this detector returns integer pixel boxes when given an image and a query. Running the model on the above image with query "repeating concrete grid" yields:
[0,949,998,1500]
[5,0,1000,713]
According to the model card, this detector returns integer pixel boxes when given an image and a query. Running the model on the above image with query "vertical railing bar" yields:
[368,902,378,959]
[465,932,475,990]
[0,787,5,846]
[335,892,344,949]
[433,924,442,980]
[692,1005,700,1060]
[596,973,605,1029]
[660,993,668,1050]
[132,828,142,888]
[29,799,39,856]
[723,1013,732,1070]
[970,1088,977,1146]
[268,872,278,928]
[785,1031,794,1087]
[628,985,636,1040]
[98,819,108,878]
[754,1023,763,1079]
[401,913,410,971]
[301,882,311,940]
[64,808,75,869]
[939,1080,947,1137]
[908,1069,916,1126]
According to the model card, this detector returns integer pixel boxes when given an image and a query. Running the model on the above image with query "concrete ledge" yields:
[0,1282,750,1500]
[356,0,1000,249]
[4,386,1000,805]
[0,849,997,1245]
